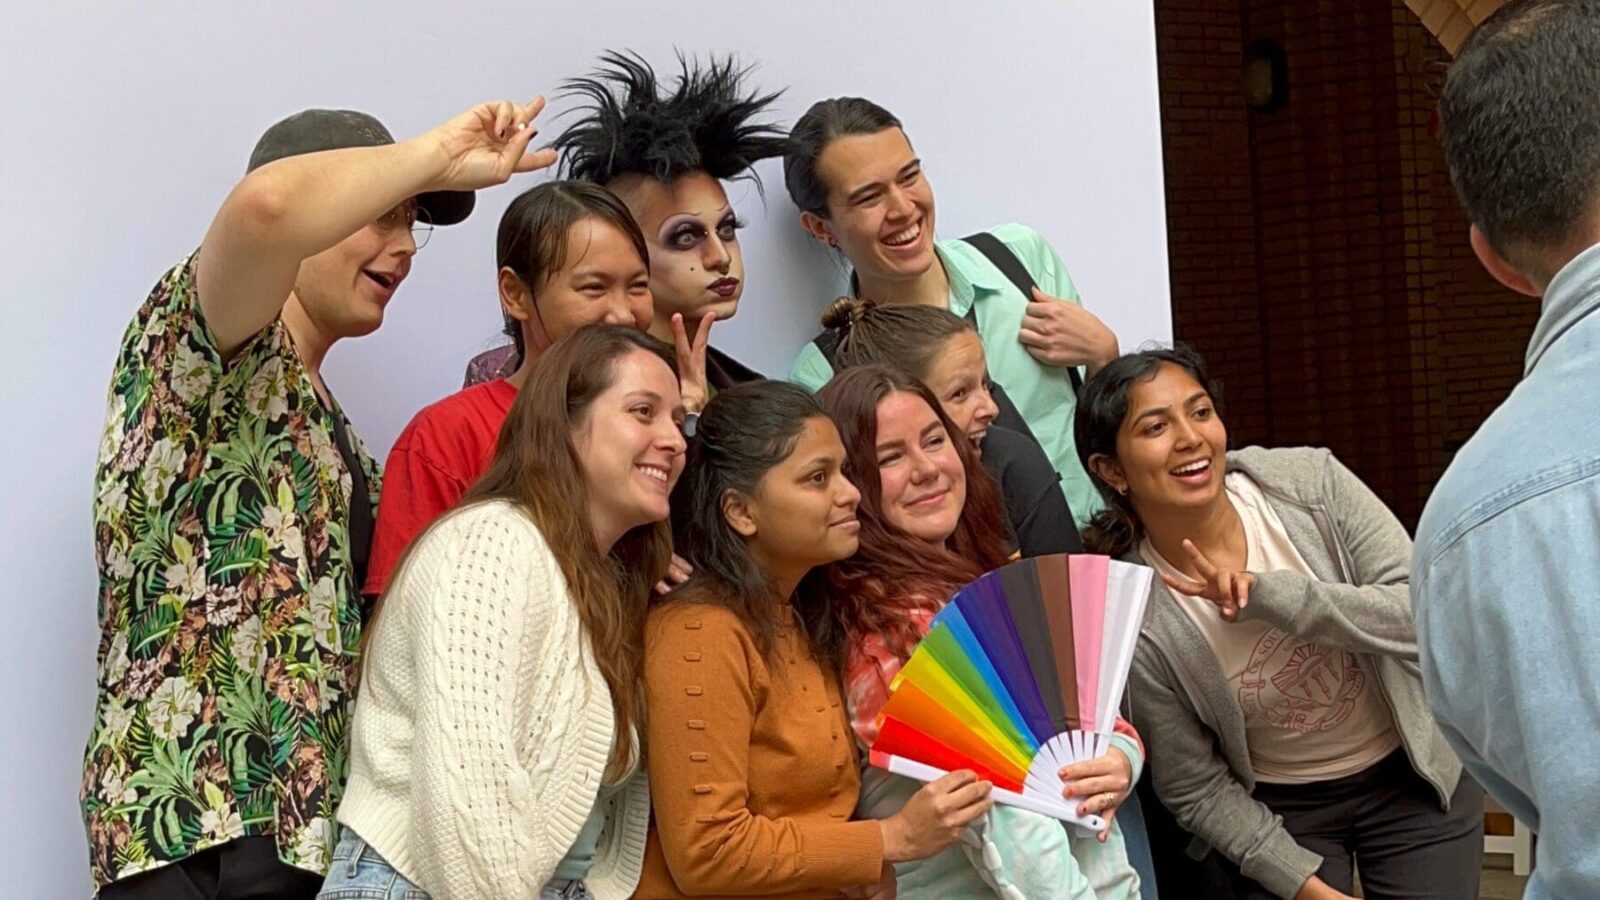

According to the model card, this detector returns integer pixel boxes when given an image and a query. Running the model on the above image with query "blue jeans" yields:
[317,826,593,900]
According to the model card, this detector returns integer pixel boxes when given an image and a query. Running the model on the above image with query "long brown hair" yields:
[369,325,676,780]
[667,380,846,672]
[816,365,1012,658]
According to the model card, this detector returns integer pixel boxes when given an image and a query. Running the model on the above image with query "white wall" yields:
[0,2,1168,895]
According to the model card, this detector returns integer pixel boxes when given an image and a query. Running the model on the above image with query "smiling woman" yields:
[1074,347,1483,900]
[823,297,1083,558]
[326,326,684,900]
[636,380,993,899]
[362,181,663,599]
[816,364,1146,899]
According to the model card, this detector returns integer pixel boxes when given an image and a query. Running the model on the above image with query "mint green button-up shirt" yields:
[788,222,1105,528]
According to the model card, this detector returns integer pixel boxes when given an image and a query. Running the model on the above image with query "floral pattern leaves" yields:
[82,256,380,886]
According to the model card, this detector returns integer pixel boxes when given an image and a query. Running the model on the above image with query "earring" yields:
[1116,485,1129,496]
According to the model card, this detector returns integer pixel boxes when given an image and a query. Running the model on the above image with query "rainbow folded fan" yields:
[868,554,1154,833]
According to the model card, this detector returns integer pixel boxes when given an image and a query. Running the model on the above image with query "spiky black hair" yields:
[554,50,787,190]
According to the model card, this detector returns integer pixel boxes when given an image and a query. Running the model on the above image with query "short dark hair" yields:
[783,97,903,218]
[495,180,649,367]
[1440,0,1600,268]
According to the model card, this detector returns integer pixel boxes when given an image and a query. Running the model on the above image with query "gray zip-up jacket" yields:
[1125,446,1461,899]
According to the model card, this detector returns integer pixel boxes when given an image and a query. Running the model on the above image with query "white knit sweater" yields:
[337,499,649,899]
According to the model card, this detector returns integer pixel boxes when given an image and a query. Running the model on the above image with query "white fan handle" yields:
[872,752,1107,834]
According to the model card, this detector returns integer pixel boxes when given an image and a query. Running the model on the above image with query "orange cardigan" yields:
[635,600,885,899]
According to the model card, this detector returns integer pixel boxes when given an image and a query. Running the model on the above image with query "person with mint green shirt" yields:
[782,98,1119,533]
[784,96,1159,900]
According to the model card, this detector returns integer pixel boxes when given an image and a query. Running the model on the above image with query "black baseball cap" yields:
[247,109,475,226]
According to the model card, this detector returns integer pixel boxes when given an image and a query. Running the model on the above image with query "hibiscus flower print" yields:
[103,542,134,581]
[140,437,186,506]
[168,343,212,405]
[99,633,131,688]
[204,584,244,627]
[293,816,334,870]
[100,697,135,743]
[243,358,289,422]
[233,615,266,677]
[308,576,340,652]
[97,478,129,524]
[98,395,127,468]
[123,658,164,702]
[97,764,139,808]
[147,676,202,741]
[261,496,305,562]
[163,556,207,602]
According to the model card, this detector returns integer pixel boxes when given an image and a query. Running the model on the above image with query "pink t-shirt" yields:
[1140,472,1399,784]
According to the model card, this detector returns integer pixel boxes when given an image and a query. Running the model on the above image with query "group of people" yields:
[80,2,1600,898]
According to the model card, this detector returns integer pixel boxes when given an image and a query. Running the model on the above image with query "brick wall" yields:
[1154,0,1536,527]
[1154,0,1266,445]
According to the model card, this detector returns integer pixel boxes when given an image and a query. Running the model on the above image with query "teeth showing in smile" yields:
[884,222,921,247]
[364,270,397,289]
[1172,460,1209,476]
[637,464,669,483]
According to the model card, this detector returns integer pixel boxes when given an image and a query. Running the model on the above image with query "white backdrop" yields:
[0,2,1168,895]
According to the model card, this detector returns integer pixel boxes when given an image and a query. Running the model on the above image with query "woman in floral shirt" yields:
[83,99,554,898]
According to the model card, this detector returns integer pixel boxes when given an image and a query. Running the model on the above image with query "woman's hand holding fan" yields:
[878,769,994,863]
[868,554,1155,834]
[1159,539,1255,621]
[1060,745,1132,842]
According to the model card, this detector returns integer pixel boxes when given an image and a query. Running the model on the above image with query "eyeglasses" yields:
[373,202,433,250]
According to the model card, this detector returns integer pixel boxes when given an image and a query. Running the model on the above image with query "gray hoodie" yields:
[1126,446,1461,899]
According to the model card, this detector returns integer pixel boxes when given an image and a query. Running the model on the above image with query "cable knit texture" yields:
[337,499,649,899]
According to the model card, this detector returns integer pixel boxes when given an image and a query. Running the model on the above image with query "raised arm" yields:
[198,98,556,356]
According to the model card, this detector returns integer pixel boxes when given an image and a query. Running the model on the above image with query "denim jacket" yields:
[1413,241,1600,900]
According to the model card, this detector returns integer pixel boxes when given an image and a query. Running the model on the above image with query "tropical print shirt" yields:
[81,253,381,886]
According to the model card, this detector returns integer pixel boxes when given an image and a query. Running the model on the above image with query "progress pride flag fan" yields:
[868,554,1153,832]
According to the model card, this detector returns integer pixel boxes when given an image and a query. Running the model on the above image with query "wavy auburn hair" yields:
[816,365,1012,658]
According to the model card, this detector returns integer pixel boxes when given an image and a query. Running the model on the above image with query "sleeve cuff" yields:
[1109,733,1145,787]
[800,819,885,888]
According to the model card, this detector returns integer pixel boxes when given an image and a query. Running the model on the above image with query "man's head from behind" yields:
[1442,0,1600,295]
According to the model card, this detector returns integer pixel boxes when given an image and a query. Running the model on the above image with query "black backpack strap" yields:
[961,231,1084,392]
[811,328,843,365]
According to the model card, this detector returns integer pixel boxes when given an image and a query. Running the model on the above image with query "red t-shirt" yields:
[363,379,518,596]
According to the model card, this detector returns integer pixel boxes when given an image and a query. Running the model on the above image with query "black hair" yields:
[1440,0,1600,272]
[783,97,903,218]
[494,180,649,368]
[1074,345,1219,557]
[667,380,844,670]
[554,50,788,191]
